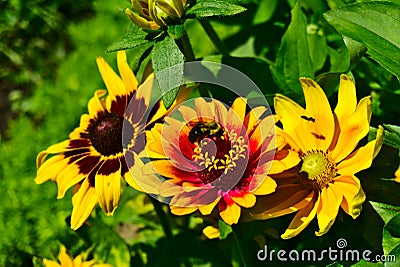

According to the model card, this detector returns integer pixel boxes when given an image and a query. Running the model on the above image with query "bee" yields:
[301,115,316,123]
[188,121,225,143]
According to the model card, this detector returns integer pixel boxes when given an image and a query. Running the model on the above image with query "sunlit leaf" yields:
[324,2,400,80]
[271,1,313,95]
[152,36,184,109]
[106,26,153,53]
[187,0,246,18]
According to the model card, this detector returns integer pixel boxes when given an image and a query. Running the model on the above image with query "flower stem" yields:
[200,19,229,56]
[232,224,251,267]
[178,32,196,61]
[150,196,172,238]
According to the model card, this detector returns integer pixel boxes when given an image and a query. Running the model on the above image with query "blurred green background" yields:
[1,0,400,266]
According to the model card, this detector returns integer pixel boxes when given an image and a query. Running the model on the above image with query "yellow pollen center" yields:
[192,130,248,180]
[299,150,336,190]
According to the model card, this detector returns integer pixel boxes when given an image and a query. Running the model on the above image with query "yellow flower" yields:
[43,245,112,267]
[395,167,400,183]
[250,75,383,239]
[126,0,187,30]
[35,51,180,230]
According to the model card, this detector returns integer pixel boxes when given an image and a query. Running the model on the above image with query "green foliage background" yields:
[0,0,399,266]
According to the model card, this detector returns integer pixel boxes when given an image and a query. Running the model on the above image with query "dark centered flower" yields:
[34,50,182,230]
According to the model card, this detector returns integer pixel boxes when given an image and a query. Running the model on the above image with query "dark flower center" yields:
[88,112,134,156]
[192,128,249,191]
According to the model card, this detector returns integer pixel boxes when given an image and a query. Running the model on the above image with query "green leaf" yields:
[324,2,400,80]
[383,213,400,255]
[106,26,153,53]
[187,0,246,18]
[307,33,328,72]
[152,36,184,109]
[370,202,400,225]
[87,218,131,267]
[218,219,233,240]
[252,0,278,25]
[271,1,313,95]
[168,24,185,39]
[382,124,400,150]
[386,244,400,267]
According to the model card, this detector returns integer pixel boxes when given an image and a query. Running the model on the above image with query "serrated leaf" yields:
[152,36,184,109]
[383,213,400,256]
[219,219,232,240]
[386,244,400,267]
[324,2,400,80]
[271,1,313,95]
[106,27,153,53]
[187,0,246,18]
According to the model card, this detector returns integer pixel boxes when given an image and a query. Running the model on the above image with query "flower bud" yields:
[126,0,187,30]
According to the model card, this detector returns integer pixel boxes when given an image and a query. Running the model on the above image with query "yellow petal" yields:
[88,90,106,116]
[331,96,372,162]
[281,192,319,239]
[56,156,96,199]
[220,200,241,225]
[58,245,73,267]
[269,149,301,175]
[301,78,335,151]
[337,139,377,175]
[35,155,69,184]
[250,187,312,219]
[250,175,276,195]
[71,180,97,230]
[117,50,138,94]
[198,197,220,215]
[274,94,310,152]
[395,167,400,183]
[245,106,268,135]
[231,193,256,208]
[315,186,342,236]
[72,255,83,266]
[145,124,166,158]
[373,125,384,159]
[170,205,198,215]
[125,8,160,30]
[43,259,61,267]
[96,56,126,101]
[95,162,122,216]
[230,97,247,123]
[334,175,365,219]
[334,74,357,119]
[124,153,161,194]
[203,226,220,239]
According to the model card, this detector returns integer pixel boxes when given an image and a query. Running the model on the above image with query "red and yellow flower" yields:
[34,51,180,230]
[250,75,383,239]
[144,97,298,225]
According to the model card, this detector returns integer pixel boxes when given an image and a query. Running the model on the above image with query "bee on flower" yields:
[144,97,299,225]
[250,75,383,239]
